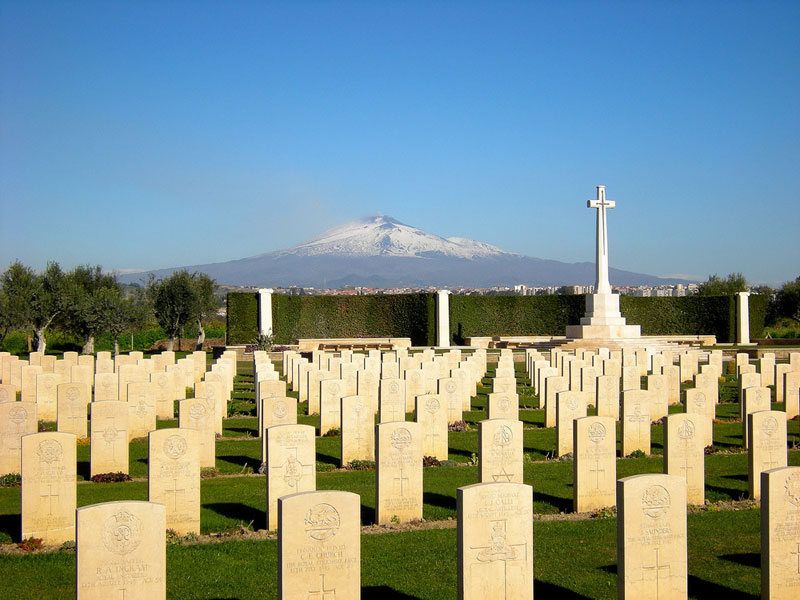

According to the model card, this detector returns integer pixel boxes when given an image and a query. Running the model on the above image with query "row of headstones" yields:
[69,467,800,599]
[0,350,241,478]
[18,427,202,547]
[280,347,488,423]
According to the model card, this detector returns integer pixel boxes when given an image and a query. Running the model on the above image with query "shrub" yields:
[17,538,42,552]
[0,473,21,487]
[345,460,375,471]
[90,472,132,483]
[422,456,441,467]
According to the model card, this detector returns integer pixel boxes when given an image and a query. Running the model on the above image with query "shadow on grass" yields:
[719,552,760,568]
[535,580,594,599]
[532,491,572,513]
[687,575,757,600]
[447,448,474,460]
[360,503,375,525]
[225,427,257,435]
[316,452,339,467]
[705,484,746,500]
[217,455,261,472]
[362,586,421,599]
[204,502,264,529]
[723,473,749,482]
[77,460,90,481]
[422,491,456,512]
[0,513,19,543]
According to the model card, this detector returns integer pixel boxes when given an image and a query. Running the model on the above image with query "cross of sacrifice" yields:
[587,185,616,295]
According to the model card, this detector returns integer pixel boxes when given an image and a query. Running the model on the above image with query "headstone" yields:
[150,371,175,420]
[195,380,224,435]
[76,501,166,599]
[21,431,77,544]
[438,377,462,420]
[0,383,17,403]
[622,365,640,391]
[544,375,569,428]
[375,421,422,525]
[617,474,687,600]
[487,392,519,421]
[646,374,669,421]
[89,401,129,477]
[596,375,620,420]
[95,358,114,374]
[663,364,681,405]
[457,482,533,600]
[742,386,772,448]
[127,382,156,441]
[761,466,800,599]
[320,379,344,435]
[93,372,118,402]
[581,365,600,407]
[479,419,524,484]
[71,364,93,389]
[785,370,800,421]
[664,414,705,505]
[760,354,776,387]
[278,490,360,600]
[178,398,215,468]
[415,394,448,461]
[148,428,200,535]
[748,410,788,499]
[379,378,407,423]
[775,364,790,404]
[739,371,762,409]
[556,391,588,457]
[492,377,517,395]
[21,365,43,403]
[0,401,37,474]
[35,372,60,421]
[340,395,375,466]
[621,390,651,456]
[684,389,713,447]
[57,382,90,438]
[573,416,616,512]
[266,424,316,530]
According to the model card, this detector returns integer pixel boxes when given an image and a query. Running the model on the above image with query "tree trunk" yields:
[82,334,95,355]
[130,332,134,352]
[196,319,205,350]
[34,328,46,353]
[113,336,120,357]
[167,337,175,352]
[179,326,183,353]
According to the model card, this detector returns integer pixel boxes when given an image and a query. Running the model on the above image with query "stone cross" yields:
[587,185,616,294]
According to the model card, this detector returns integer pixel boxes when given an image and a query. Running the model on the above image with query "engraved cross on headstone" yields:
[307,573,336,599]
[590,459,605,489]
[165,478,186,511]
[40,484,59,515]
[394,467,409,496]
[642,547,671,600]
[792,542,800,574]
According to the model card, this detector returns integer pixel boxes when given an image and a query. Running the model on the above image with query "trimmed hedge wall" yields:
[450,295,586,344]
[226,292,259,345]
[227,291,767,347]
[271,293,436,346]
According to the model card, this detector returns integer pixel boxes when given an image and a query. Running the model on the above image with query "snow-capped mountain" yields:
[118,215,690,288]
[279,215,510,260]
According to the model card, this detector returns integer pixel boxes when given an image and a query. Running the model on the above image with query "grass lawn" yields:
[2,358,798,598]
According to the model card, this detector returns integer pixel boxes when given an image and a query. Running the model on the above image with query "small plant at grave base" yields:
[239,463,254,475]
[200,468,220,478]
[346,460,375,471]
[704,445,718,455]
[390,515,400,525]
[422,456,441,467]
[591,506,617,519]
[59,540,76,552]
[316,462,336,472]
[166,529,182,545]
[0,473,22,487]
[557,452,574,462]
[76,437,91,446]
[17,537,43,552]
[90,472,132,483]
[323,428,341,437]
[627,450,647,459]
[448,420,467,432]
[38,421,46,432]
[183,531,199,543]
[468,452,479,466]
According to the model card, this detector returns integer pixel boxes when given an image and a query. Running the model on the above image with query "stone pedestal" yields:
[566,293,641,340]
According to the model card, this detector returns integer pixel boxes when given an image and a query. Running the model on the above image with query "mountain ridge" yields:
[118,215,694,288]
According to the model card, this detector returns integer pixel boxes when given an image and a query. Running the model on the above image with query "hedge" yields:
[226,292,767,347]
[226,292,259,345]
[271,294,436,346]
[449,295,586,344]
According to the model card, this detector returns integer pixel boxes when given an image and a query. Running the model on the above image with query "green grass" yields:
[4,357,800,598]
[0,509,766,599]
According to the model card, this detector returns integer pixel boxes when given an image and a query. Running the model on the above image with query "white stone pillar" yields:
[736,291,752,345]
[436,290,451,348]
[258,288,274,337]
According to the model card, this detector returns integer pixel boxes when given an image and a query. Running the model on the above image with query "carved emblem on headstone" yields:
[391,427,412,450]
[678,420,695,440]
[304,503,340,540]
[588,421,606,443]
[763,417,778,437]
[272,400,288,420]
[389,381,400,394]
[37,439,63,464]
[164,434,187,459]
[102,510,142,555]
[9,406,27,424]
[66,386,79,402]
[425,397,440,414]
[493,425,513,448]
[641,485,671,519]
[785,472,800,507]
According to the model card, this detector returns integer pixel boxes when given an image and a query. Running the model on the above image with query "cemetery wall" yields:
[226,292,259,344]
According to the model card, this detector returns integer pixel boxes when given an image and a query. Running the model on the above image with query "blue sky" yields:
[1,1,798,285]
